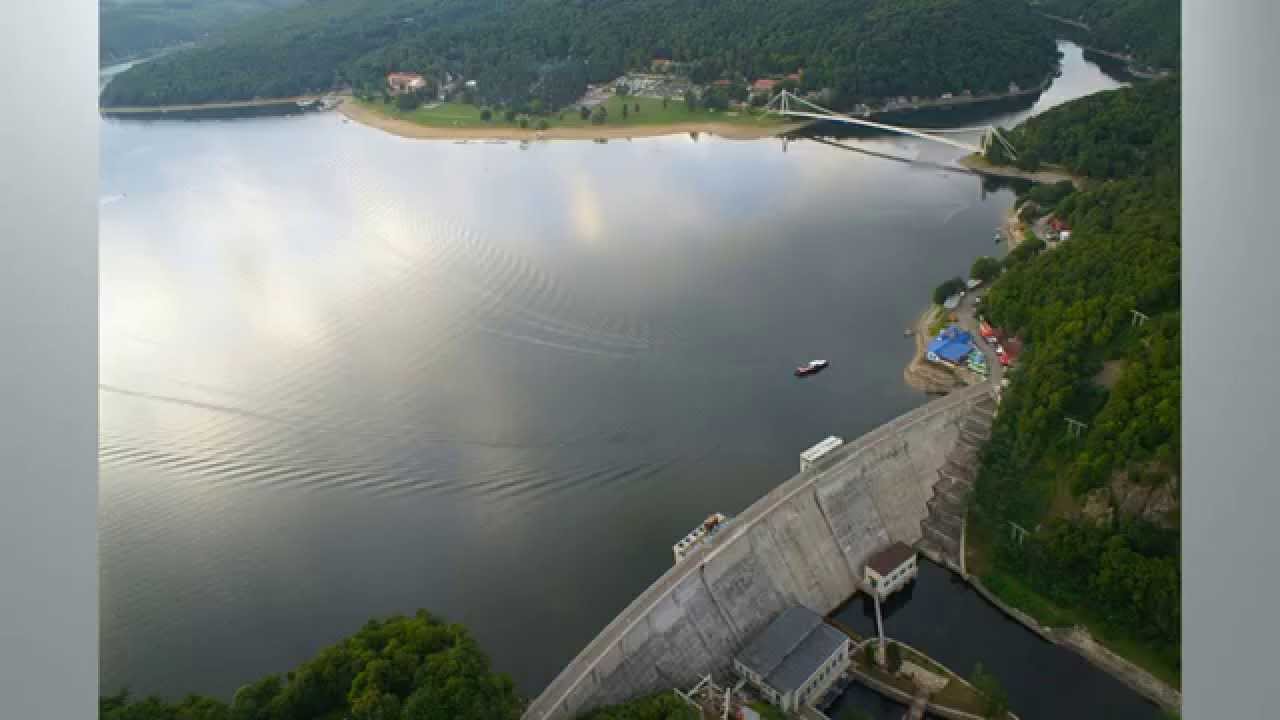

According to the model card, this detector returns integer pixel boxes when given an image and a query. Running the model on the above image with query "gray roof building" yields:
[735,606,848,694]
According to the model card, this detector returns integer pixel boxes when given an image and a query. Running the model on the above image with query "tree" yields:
[662,96,670,109]
[503,109,516,123]
[885,642,903,674]
[621,103,629,120]
[863,642,877,668]
[633,102,639,112]
[683,89,699,112]
[702,88,729,111]
[536,118,549,130]
[932,276,966,305]
[103,611,522,720]
[1005,236,1045,267]
[480,108,492,121]
[971,256,1002,283]
[615,82,629,97]
[102,0,1061,112]
[230,675,282,720]
[395,93,422,111]
[591,105,608,124]
[579,105,591,120]
[971,663,1010,719]
[518,116,529,128]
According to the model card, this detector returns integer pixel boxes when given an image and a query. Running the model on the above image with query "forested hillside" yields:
[100,0,303,65]
[1034,0,1180,69]
[101,0,1059,109]
[99,611,523,720]
[973,77,1181,682]
[986,76,1178,177]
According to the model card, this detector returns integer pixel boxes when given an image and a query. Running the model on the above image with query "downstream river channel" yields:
[99,42,1145,717]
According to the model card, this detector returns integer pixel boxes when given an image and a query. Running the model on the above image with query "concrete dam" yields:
[524,383,998,720]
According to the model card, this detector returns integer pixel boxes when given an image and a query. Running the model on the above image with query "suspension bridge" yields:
[766,89,1018,159]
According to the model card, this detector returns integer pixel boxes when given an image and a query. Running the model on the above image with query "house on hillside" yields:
[733,607,852,713]
[386,72,427,95]
[751,78,779,96]
[651,58,673,72]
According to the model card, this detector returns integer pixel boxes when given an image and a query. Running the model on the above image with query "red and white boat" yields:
[794,359,829,377]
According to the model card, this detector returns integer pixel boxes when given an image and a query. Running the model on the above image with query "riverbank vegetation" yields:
[969,77,1181,685]
[99,610,522,720]
[101,0,1058,112]
[1034,0,1180,70]
[101,0,302,65]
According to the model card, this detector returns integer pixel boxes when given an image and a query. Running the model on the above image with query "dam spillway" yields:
[524,383,999,720]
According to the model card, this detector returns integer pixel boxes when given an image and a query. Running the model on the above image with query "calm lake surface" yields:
[99,42,1130,706]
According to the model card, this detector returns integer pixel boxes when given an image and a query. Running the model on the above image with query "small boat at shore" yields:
[794,359,829,377]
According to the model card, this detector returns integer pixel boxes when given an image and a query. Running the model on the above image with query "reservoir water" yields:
[99,41,1137,712]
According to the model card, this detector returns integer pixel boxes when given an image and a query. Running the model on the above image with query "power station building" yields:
[732,607,851,713]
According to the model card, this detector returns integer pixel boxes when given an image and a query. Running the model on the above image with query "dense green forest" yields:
[1034,0,1180,69]
[985,76,1178,178]
[101,0,303,65]
[974,77,1180,680]
[101,0,1059,109]
[99,611,523,720]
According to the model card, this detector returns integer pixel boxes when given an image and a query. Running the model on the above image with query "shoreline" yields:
[1038,12,1174,79]
[957,153,1083,187]
[336,99,806,141]
[100,94,328,114]
[865,70,1055,118]
[903,307,966,395]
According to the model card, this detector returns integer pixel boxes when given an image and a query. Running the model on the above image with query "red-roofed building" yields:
[713,79,733,87]
[752,78,778,92]
[1049,216,1071,232]
[786,72,801,82]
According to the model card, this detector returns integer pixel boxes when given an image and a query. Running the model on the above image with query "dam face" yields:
[525,384,997,720]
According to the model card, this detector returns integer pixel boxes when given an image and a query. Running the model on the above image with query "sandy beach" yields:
[336,98,806,141]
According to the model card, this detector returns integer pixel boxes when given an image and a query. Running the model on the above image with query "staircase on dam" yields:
[917,392,997,571]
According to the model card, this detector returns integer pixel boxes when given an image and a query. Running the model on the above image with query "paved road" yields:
[951,288,1005,385]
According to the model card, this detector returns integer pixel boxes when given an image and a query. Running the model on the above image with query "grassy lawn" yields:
[853,640,1012,719]
[748,700,786,720]
[931,679,990,717]
[360,95,787,130]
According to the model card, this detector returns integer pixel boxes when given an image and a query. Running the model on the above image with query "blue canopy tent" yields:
[926,325,974,365]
